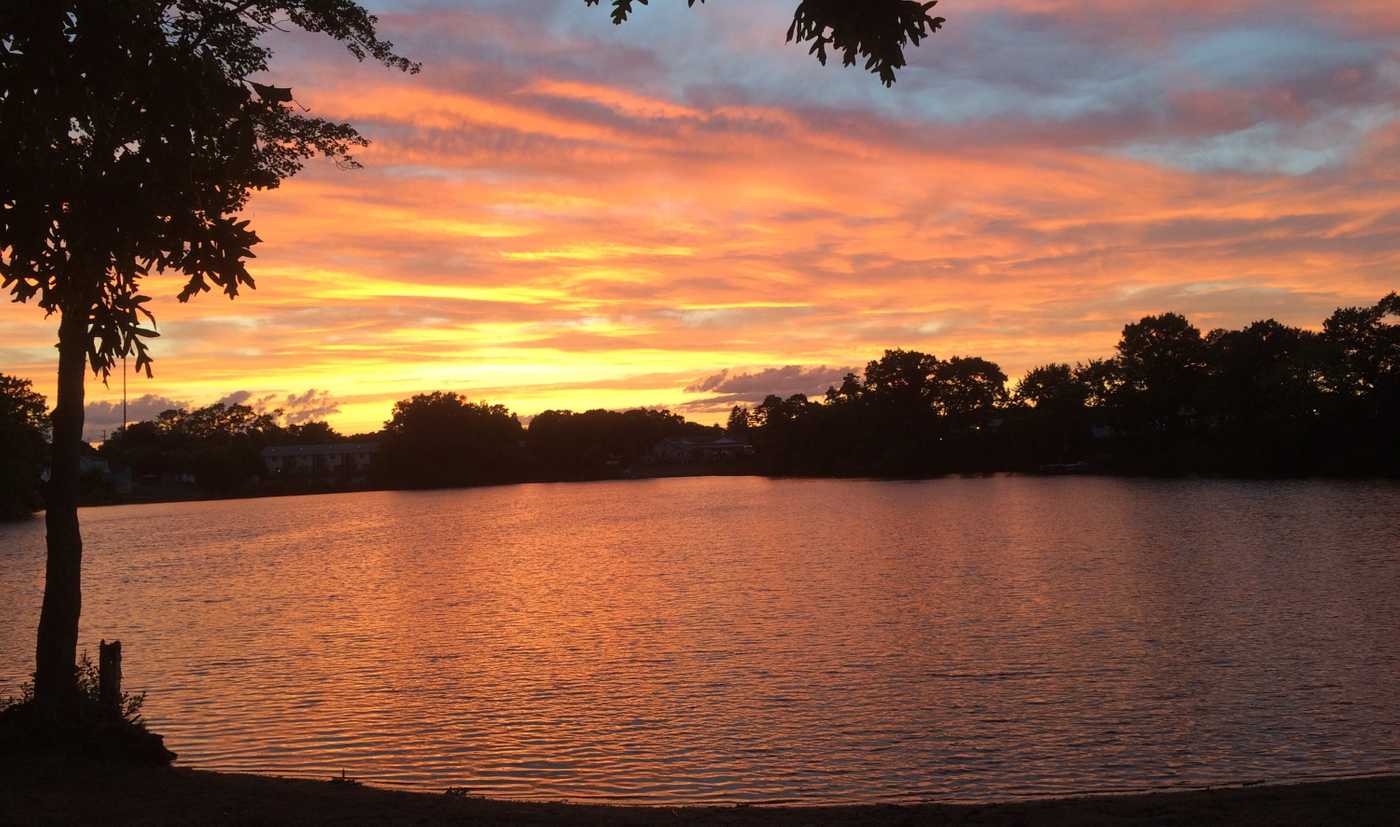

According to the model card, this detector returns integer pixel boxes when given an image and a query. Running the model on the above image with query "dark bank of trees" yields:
[88,392,723,494]
[330,392,723,488]
[733,294,1400,478]
[12,291,1399,516]
[524,407,719,481]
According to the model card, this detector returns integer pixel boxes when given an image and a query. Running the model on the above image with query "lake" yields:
[2,476,1399,803]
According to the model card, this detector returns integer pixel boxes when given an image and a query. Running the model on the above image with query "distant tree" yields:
[1318,293,1400,472]
[0,375,49,520]
[0,2,415,715]
[377,393,526,488]
[1204,320,1321,473]
[863,349,939,406]
[588,0,946,85]
[1074,358,1123,412]
[824,372,863,404]
[1015,363,1088,412]
[1115,313,1207,430]
[527,407,706,480]
[726,405,753,436]
[1014,363,1090,465]
[1320,294,1400,407]
[931,356,1007,424]
[279,420,343,445]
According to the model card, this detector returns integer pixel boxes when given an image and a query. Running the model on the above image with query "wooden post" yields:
[99,639,122,712]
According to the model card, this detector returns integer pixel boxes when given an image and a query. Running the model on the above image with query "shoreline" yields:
[5,766,1400,825]
[38,468,1400,514]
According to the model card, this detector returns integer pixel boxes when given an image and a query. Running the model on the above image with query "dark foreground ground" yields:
[4,766,1400,826]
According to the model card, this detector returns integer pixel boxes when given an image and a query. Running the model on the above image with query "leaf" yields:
[250,82,294,104]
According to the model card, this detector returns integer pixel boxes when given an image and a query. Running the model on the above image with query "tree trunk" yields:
[34,307,87,717]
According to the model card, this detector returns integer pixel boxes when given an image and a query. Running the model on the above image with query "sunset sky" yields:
[4,0,1400,438]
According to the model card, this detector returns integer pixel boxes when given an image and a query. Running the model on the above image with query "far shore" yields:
[5,765,1400,825]
[51,466,760,512]
[38,466,1400,514]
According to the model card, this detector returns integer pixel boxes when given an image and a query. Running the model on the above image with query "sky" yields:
[4,0,1400,438]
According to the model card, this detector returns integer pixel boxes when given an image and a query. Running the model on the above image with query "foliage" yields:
[100,401,345,493]
[5,653,144,724]
[0,374,48,519]
[0,1,416,377]
[376,392,528,488]
[734,294,1400,478]
[586,0,944,85]
[528,408,719,479]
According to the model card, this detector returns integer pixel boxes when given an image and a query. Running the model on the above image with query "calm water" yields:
[2,476,1399,803]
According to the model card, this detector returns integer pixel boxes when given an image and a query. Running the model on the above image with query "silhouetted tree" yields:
[1,1,414,716]
[0,375,49,520]
[589,0,946,85]
[1318,293,1400,472]
[1015,363,1088,411]
[726,405,752,437]
[1203,320,1321,473]
[1074,358,1122,412]
[932,356,1007,424]
[377,393,526,488]
[1013,363,1090,465]
[279,420,344,445]
[527,408,713,480]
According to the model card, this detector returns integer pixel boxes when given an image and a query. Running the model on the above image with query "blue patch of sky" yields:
[1124,104,1397,175]
[1175,24,1375,87]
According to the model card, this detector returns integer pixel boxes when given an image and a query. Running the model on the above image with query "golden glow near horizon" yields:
[3,0,1399,438]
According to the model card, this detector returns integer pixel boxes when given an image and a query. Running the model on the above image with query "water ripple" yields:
[2,476,1399,803]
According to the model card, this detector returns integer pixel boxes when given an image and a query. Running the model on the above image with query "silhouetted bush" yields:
[1,653,174,765]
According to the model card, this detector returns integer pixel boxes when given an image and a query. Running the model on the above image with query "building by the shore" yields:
[650,436,754,465]
[261,443,379,481]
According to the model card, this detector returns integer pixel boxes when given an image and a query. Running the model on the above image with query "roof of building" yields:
[655,436,751,449]
[261,442,379,458]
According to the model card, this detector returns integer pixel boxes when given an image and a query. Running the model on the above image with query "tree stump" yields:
[99,639,122,712]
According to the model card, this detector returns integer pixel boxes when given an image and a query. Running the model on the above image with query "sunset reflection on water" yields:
[2,476,1398,803]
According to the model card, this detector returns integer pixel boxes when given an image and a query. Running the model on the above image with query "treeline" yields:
[374,391,721,487]
[3,293,1396,517]
[732,293,1400,477]
[90,392,722,495]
